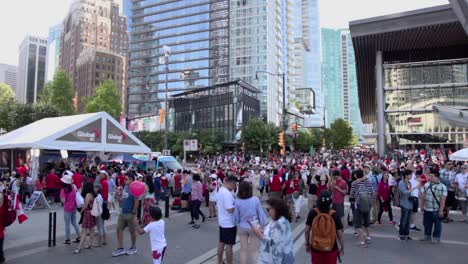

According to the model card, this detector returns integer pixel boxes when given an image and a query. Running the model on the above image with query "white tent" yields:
[0,112,151,153]
[449,148,468,161]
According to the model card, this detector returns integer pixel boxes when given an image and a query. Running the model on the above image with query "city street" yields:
[5,201,468,264]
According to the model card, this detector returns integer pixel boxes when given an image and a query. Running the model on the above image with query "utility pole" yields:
[160,46,171,151]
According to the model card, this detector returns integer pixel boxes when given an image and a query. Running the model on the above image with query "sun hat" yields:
[61,171,73,184]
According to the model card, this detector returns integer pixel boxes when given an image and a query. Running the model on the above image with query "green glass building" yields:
[321,28,361,136]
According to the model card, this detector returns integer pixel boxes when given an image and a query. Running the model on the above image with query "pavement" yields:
[4,199,468,264]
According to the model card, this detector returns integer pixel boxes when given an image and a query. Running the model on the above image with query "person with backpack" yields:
[305,190,344,264]
[350,169,373,247]
[60,172,81,245]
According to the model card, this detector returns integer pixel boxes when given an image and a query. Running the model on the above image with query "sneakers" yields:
[126,247,138,255]
[410,226,421,231]
[389,221,396,225]
[419,236,431,242]
[112,248,126,257]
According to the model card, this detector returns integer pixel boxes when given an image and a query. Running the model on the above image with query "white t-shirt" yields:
[455,173,468,192]
[209,181,218,202]
[217,186,235,228]
[410,174,420,197]
[144,220,167,250]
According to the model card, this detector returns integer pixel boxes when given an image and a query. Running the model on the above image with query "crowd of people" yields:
[0,146,467,263]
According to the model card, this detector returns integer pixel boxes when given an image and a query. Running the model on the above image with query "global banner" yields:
[56,119,102,143]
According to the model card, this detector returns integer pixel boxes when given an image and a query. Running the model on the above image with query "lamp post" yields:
[255,71,286,131]
[159,45,171,151]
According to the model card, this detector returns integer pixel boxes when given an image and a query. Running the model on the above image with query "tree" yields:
[327,118,354,149]
[0,101,60,131]
[84,80,122,119]
[295,130,314,152]
[195,129,224,155]
[241,119,280,154]
[40,70,75,115]
[0,83,15,104]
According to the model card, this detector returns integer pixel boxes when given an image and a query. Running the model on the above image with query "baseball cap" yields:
[99,170,108,175]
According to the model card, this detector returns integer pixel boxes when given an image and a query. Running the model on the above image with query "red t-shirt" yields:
[174,174,182,190]
[216,171,225,182]
[100,178,109,201]
[340,169,351,181]
[161,177,168,188]
[269,175,283,192]
[46,173,60,189]
[332,179,347,204]
[316,183,329,198]
[117,175,125,187]
[285,179,299,195]
[72,173,83,189]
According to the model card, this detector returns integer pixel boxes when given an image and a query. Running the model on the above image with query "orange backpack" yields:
[311,208,336,252]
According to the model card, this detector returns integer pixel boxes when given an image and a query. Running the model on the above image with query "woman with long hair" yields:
[234,181,267,264]
[190,174,205,229]
[377,170,395,225]
[252,198,294,263]
[60,171,80,245]
[141,174,156,225]
[74,182,96,254]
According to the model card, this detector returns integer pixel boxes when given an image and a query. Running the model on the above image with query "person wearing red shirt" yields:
[269,169,283,199]
[99,170,109,202]
[45,169,61,203]
[72,170,84,190]
[173,169,182,196]
[216,167,225,183]
[377,171,394,225]
[117,171,126,188]
[332,170,348,227]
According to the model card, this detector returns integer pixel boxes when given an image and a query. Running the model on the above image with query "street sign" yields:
[162,149,171,156]
[183,139,198,151]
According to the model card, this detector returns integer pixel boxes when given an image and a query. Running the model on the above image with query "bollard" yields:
[165,194,169,218]
[53,211,56,246]
[48,211,56,247]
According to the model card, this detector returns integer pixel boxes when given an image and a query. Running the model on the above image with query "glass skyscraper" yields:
[321,28,361,135]
[47,24,62,81]
[127,0,229,116]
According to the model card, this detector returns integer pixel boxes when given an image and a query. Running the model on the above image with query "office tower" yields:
[290,0,325,127]
[127,0,229,116]
[47,24,63,81]
[321,28,361,135]
[16,36,48,103]
[76,49,124,100]
[0,64,17,92]
[60,0,128,111]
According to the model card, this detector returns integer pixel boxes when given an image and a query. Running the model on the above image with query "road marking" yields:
[343,229,468,246]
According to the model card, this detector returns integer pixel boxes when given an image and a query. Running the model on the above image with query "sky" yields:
[0,0,449,66]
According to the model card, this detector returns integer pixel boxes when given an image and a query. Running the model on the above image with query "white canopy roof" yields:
[449,148,468,161]
[0,112,151,153]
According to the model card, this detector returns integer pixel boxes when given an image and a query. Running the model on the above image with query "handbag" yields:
[75,190,84,208]
[101,202,110,220]
[91,198,102,217]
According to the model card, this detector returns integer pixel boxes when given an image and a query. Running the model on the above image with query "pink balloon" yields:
[129,181,145,197]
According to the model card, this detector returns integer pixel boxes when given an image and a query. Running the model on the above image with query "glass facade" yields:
[128,0,229,116]
[171,81,260,142]
[321,28,361,135]
[384,59,468,146]
[26,44,37,104]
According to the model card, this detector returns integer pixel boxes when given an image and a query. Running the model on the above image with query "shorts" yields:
[311,250,338,264]
[152,247,166,264]
[219,226,237,245]
[108,193,115,203]
[332,204,345,218]
[117,213,136,233]
[181,192,190,201]
[410,197,419,213]
[354,209,370,229]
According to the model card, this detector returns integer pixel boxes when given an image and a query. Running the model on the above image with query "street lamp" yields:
[255,71,286,131]
[159,45,171,150]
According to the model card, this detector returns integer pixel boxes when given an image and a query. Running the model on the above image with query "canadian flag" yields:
[13,193,28,224]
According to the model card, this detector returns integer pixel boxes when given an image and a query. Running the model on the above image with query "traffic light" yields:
[159,108,166,124]
[278,132,285,147]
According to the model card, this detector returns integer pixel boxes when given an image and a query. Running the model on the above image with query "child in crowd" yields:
[134,206,167,264]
